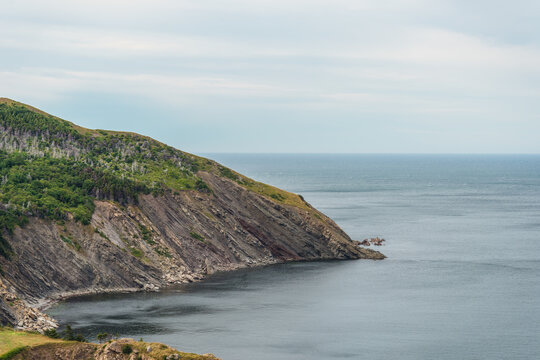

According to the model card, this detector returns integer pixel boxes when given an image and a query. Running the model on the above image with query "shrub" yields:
[44,328,60,338]
[62,325,74,340]
[139,224,154,245]
[270,193,286,202]
[219,166,238,181]
[189,232,204,242]
[97,333,109,343]
[61,324,86,342]
[195,179,211,193]
[122,344,133,354]
[154,247,171,258]
[130,247,143,258]
[72,334,87,342]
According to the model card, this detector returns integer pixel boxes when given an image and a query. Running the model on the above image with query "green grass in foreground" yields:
[0,328,63,357]
[0,328,218,359]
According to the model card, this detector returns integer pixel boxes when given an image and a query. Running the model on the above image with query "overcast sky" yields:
[1,0,539,153]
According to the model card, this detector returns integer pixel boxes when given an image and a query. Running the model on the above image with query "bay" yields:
[47,154,540,360]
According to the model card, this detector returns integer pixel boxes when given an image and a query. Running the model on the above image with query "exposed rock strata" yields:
[0,170,383,330]
[0,98,385,331]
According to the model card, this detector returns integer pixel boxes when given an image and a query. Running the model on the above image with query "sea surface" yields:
[47,154,540,360]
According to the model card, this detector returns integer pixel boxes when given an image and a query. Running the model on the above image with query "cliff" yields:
[0,98,383,330]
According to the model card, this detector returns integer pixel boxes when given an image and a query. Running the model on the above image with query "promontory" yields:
[0,98,383,331]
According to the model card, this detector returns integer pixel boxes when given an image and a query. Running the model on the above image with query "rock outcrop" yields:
[355,237,386,247]
[0,172,383,330]
[0,99,384,331]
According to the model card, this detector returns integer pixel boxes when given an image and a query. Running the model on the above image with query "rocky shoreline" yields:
[0,100,384,332]
[0,278,58,332]
[4,243,382,334]
[0,176,383,331]
[2,258,249,332]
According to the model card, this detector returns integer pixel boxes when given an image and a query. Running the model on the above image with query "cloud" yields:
[0,68,290,106]
[2,17,539,74]
[1,0,539,152]
[0,71,79,102]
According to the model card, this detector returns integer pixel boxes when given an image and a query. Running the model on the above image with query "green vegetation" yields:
[270,193,286,201]
[199,156,311,210]
[0,151,148,257]
[0,101,212,257]
[189,231,205,242]
[60,235,81,251]
[0,99,308,209]
[60,325,86,343]
[0,327,63,357]
[0,101,75,138]
[0,99,316,258]
[0,101,204,193]
[95,229,110,241]
[122,343,133,354]
[154,247,172,258]
[0,100,205,184]
[0,328,218,360]
[96,333,110,343]
[0,346,28,360]
[218,166,239,181]
[139,224,155,245]
[130,247,143,258]
[43,329,60,339]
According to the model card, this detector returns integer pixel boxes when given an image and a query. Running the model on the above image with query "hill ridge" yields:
[0,99,383,331]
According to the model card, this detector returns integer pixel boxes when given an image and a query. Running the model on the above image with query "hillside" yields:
[0,98,383,331]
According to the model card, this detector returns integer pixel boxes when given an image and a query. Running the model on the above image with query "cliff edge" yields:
[0,98,383,330]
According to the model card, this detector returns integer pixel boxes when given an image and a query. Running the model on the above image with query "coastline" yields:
[36,257,277,313]
[38,251,383,313]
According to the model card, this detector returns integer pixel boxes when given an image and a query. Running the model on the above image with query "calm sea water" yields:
[47,154,540,360]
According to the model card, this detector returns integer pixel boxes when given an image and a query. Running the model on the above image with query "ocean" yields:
[47,154,540,359]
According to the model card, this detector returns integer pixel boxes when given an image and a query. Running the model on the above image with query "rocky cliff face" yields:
[0,99,383,330]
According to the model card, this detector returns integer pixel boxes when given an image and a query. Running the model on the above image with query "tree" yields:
[97,332,109,343]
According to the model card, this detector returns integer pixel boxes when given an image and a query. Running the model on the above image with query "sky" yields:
[1,0,539,153]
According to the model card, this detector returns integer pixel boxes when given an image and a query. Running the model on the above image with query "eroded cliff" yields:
[0,99,383,330]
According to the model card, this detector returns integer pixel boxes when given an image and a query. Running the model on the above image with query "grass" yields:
[0,328,63,357]
[0,346,27,360]
[189,231,205,242]
[130,247,144,258]
[154,247,172,258]
[195,157,312,211]
[139,224,155,245]
[95,229,110,241]
[60,235,81,251]
[0,328,218,360]
[121,343,133,354]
